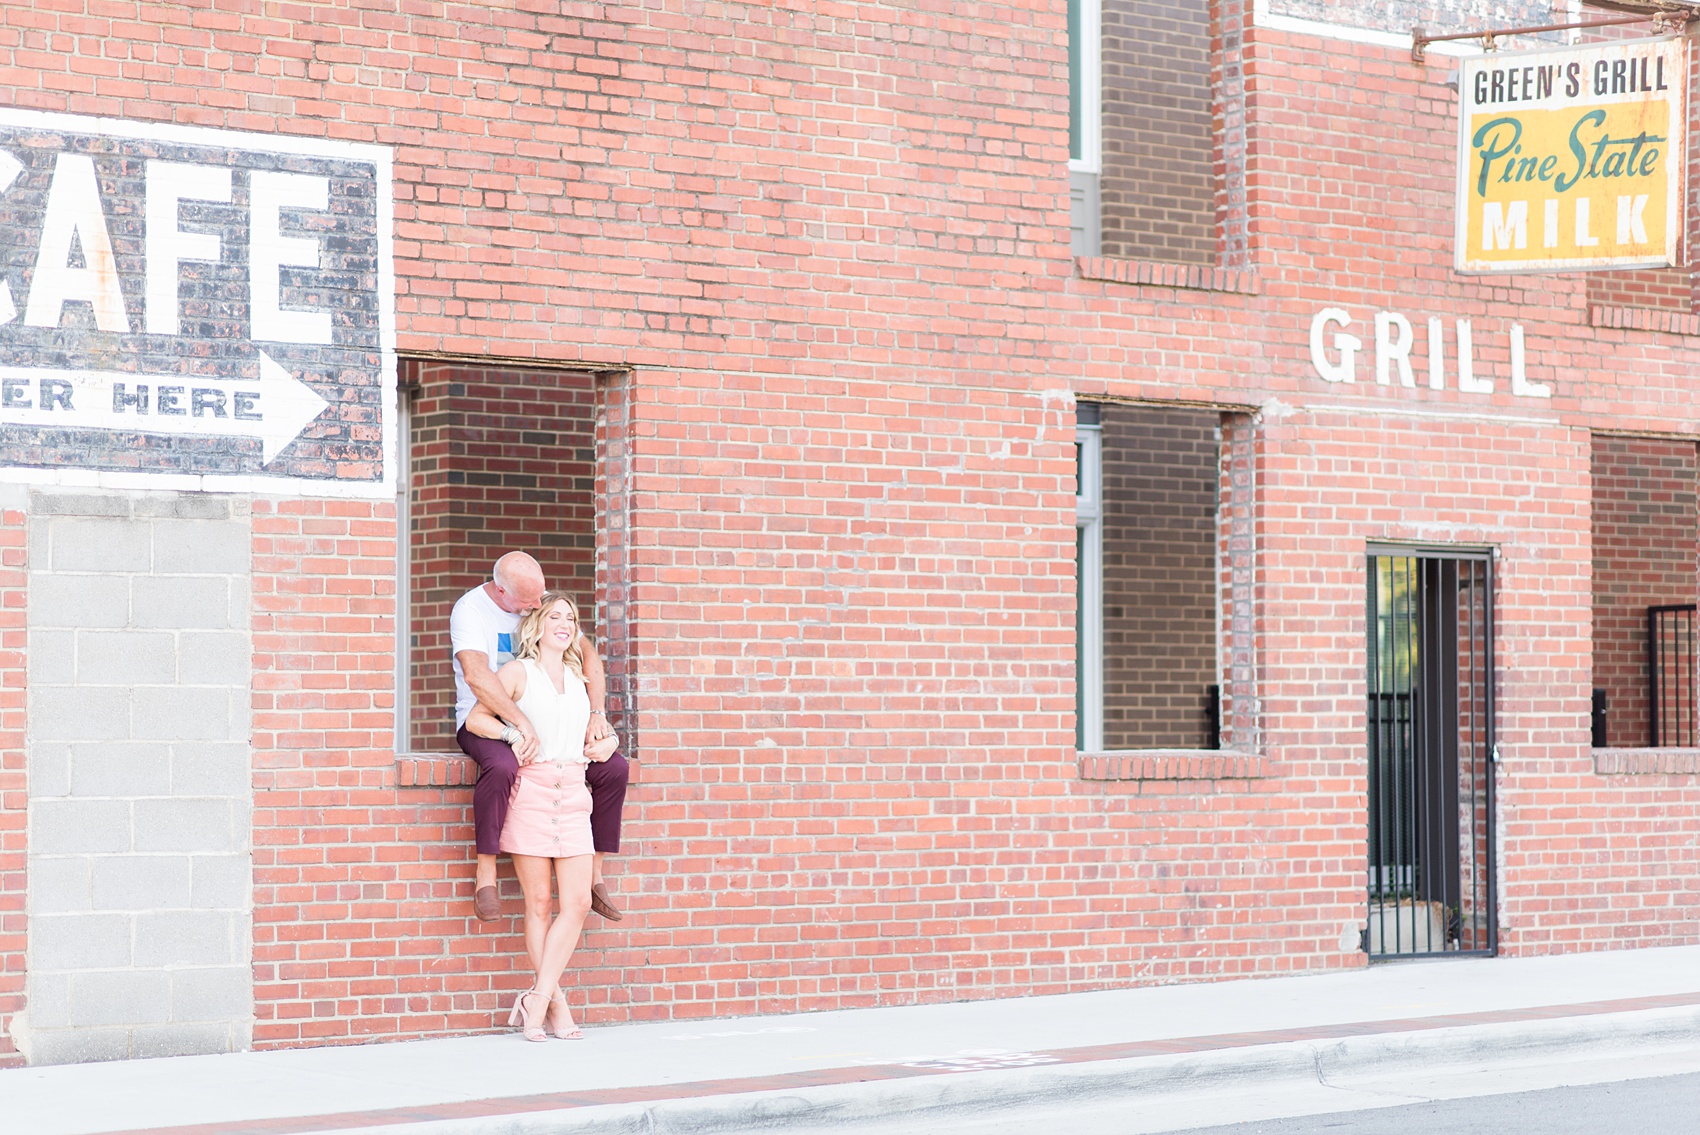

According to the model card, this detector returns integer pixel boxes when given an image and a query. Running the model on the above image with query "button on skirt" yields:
[498,760,595,858]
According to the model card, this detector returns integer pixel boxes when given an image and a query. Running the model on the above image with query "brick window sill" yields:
[1075,257,1261,295]
[396,752,476,787]
[1593,748,1700,776]
[1078,750,1265,781]
[1589,305,1700,336]
[404,750,1269,786]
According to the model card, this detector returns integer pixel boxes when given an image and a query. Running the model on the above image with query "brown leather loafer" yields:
[474,885,501,922]
[590,883,624,922]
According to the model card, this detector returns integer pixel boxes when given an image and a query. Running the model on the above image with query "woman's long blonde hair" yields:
[513,591,591,681]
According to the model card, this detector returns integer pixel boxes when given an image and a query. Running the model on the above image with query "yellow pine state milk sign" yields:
[1456,37,1687,273]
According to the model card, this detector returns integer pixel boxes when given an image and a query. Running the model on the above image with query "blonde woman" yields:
[465,591,618,1041]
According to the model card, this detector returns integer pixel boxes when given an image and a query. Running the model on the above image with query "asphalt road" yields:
[1163,1071,1700,1135]
[814,1051,1700,1135]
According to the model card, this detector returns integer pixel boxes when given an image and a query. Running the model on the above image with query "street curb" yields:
[337,1003,1700,1135]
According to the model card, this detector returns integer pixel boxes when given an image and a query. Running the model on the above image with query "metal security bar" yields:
[1648,604,1697,748]
[1366,552,1496,960]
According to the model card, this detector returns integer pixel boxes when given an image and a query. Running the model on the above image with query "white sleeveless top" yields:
[514,657,591,766]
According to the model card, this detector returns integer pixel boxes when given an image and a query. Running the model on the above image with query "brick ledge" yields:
[396,752,476,787]
[1076,257,1260,295]
[396,749,638,786]
[1078,750,1265,781]
[1589,305,1700,336]
[1593,748,1700,776]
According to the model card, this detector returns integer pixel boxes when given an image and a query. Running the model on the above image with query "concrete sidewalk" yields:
[5,945,1700,1135]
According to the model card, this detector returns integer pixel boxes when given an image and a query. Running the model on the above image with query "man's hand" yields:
[586,709,614,742]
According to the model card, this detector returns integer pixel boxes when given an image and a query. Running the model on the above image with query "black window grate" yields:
[1648,605,1697,748]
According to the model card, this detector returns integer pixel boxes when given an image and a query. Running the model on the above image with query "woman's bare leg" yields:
[535,853,594,1004]
[512,853,555,987]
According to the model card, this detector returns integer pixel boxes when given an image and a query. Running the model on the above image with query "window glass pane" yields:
[1076,524,1086,750]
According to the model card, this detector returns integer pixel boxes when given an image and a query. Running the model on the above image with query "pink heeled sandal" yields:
[547,990,584,1040]
[506,988,549,1043]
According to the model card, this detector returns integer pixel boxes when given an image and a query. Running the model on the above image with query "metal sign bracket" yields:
[1413,13,1687,64]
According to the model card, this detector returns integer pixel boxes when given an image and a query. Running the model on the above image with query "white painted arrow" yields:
[253,351,331,463]
[0,349,328,465]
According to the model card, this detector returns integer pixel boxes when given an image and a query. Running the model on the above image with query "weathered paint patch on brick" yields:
[0,114,392,492]
[1269,0,1565,38]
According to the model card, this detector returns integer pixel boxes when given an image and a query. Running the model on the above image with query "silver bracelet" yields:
[500,725,521,747]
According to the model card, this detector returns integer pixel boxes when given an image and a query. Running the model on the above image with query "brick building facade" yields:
[2,0,1699,1067]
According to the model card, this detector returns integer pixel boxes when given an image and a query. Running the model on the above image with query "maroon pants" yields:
[457,726,629,856]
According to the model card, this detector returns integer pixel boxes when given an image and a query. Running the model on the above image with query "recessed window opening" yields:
[1076,402,1224,751]
[1590,435,1700,749]
[1068,0,1215,264]
[397,359,599,754]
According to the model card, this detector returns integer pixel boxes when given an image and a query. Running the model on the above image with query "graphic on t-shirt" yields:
[496,632,514,667]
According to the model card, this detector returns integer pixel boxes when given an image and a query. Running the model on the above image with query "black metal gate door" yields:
[1366,550,1495,959]
[1648,604,1698,748]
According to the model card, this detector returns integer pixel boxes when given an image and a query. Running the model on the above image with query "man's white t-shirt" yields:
[450,585,522,730]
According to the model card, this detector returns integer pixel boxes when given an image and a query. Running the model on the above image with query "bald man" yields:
[452,552,628,922]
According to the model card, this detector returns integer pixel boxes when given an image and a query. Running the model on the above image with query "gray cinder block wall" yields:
[18,491,252,1065]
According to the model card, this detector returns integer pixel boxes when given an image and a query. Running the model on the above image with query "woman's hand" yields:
[514,730,541,766]
[583,731,619,763]
[500,719,542,766]
[466,706,541,765]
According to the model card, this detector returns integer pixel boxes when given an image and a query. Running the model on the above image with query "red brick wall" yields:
[404,360,598,753]
[253,492,645,1046]
[1590,436,1699,748]
[8,1,1700,1057]
[1099,404,1219,748]
[1250,414,1594,959]
[594,369,638,748]
[1100,0,1216,263]
[1588,270,1694,314]
[1216,414,1256,753]
[251,500,405,1045]
[0,506,24,1066]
